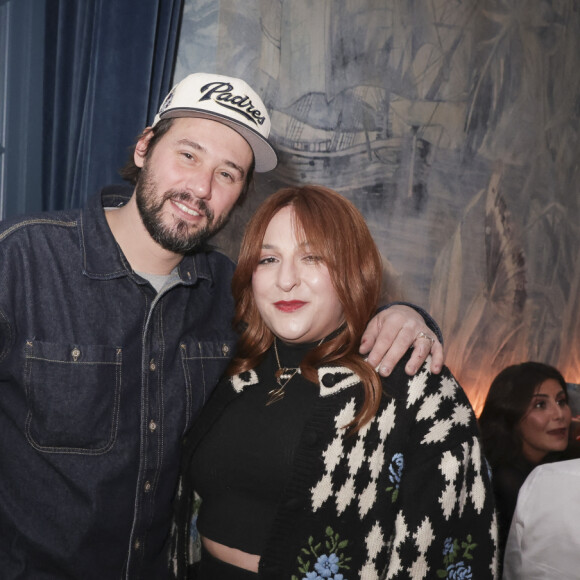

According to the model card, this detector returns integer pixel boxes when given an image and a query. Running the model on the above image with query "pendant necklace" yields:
[267,337,323,406]
[267,338,299,406]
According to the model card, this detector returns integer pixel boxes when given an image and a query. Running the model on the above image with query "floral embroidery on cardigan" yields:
[293,527,352,580]
[386,453,404,502]
[436,535,477,579]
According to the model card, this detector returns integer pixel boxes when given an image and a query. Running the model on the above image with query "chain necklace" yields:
[267,337,323,406]
[266,338,300,406]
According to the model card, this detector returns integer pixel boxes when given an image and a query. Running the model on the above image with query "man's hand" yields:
[359,304,444,376]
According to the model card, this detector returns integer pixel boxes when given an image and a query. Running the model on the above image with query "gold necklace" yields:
[267,337,323,406]
[266,338,300,406]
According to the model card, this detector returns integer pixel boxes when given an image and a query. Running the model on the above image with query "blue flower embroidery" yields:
[315,553,340,577]
[295,528,350,580]
[386,452,404,502]
[302,570,346,580]
[302,573,346,580]
[447,561,473,579]
[437,535,477,578]
[443,537,455,555]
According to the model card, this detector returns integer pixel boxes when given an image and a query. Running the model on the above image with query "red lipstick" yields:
[274,300,306,312]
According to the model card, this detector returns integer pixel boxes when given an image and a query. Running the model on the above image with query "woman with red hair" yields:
[172,185,498,579]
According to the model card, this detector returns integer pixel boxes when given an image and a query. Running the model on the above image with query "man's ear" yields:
[134,127,154,168]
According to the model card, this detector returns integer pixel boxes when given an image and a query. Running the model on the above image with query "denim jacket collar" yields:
[79,185,215,287]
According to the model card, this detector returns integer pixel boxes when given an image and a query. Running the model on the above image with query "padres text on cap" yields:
[153,73,277,172]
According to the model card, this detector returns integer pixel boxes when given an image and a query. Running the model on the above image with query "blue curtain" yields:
[42,0,184,210]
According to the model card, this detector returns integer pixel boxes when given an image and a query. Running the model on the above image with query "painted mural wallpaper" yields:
[175,0,580,411]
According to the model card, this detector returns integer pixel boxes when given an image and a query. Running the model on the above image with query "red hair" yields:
[230,185,383,432]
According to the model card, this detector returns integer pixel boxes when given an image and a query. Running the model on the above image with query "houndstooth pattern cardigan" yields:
[170,352,499,580]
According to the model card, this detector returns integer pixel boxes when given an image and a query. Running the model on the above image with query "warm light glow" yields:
[455,363,580,419]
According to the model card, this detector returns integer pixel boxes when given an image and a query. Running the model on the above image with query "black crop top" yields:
[190,341,319,554]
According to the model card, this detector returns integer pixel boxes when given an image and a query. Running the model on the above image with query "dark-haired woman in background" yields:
[172,185,498,579]
[478,362,571,557]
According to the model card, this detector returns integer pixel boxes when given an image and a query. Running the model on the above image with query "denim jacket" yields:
[0,186,237,579]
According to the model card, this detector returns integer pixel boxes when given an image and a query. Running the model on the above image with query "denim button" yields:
[222,344,230,356]
[149,420,157,432]
[149,359,156,371]
[144,481,151,493]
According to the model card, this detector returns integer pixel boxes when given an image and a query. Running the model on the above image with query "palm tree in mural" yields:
[431,0,580,408]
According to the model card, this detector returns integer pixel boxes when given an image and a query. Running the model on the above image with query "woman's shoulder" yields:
[314,352,472,416]
[382,355,467,405]
[379,357,480,447]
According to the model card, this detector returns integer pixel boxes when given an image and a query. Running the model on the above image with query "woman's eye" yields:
[258,257,276,265]
[303,255,322,263]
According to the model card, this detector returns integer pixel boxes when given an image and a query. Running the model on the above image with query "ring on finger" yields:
[415,331,435,345]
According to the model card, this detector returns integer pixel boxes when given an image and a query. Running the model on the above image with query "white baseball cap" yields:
[153,73,277,172]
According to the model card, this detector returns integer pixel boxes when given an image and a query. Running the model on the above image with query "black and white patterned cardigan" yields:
[170,353,499,580]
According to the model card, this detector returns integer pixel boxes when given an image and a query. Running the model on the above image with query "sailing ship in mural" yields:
[176,0,580,408]
[258,0,471,203]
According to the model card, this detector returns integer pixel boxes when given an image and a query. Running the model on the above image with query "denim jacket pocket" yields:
[179,338,235,432]
[24,340,122,454]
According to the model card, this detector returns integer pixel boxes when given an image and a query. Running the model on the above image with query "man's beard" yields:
[135,164,230,254]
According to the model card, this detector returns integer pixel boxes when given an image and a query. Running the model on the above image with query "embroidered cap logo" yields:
[198,82,266,127]
[151,73,278,172]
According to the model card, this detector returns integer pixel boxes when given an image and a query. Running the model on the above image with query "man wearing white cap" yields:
[0,73,442,579]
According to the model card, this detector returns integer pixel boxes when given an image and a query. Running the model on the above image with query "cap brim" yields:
[159,108,277,173]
